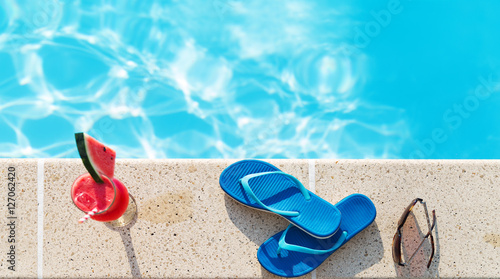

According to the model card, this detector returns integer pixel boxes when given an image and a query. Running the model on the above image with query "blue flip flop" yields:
[220,160,342,239]
[257,193,376,278]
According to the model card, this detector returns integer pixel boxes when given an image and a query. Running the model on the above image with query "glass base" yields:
[106,194,137,228]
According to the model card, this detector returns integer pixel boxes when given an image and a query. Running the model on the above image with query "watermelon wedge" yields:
[75,133,116,183]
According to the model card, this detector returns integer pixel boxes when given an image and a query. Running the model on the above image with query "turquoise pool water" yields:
[1,1,499,159]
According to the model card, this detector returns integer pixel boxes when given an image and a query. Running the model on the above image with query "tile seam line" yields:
[308,159,315,193]
[37,159,44,279]
[308,159,316,279]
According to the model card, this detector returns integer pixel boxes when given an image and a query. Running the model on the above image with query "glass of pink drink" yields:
[71,173,137,227]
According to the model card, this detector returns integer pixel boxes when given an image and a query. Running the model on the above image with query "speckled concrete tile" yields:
[42,159,311,278]
[113,159,310,279]
[315,160,500,278]
[0,159,38,277]
[6,159,500,278]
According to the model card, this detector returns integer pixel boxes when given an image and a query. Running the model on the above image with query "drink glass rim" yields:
[71,173,117,216]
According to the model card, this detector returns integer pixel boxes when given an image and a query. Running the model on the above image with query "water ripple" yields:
[0,0,410,159]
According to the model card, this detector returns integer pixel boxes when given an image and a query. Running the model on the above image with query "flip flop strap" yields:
[240,171,311,217]
[277,224,347,255]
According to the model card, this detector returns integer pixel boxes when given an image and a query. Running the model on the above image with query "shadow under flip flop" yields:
[224,194,289,246]
[317,221,384,277]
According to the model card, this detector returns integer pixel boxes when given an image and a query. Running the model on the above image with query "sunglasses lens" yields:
[392,233,402,264]
[397,199,419,227]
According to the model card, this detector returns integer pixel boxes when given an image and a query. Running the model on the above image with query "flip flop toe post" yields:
[220,160,341,238]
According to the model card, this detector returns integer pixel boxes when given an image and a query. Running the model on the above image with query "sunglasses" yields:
[392,198,436,268]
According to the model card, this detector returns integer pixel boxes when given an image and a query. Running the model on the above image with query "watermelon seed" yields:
[103,147,106,152]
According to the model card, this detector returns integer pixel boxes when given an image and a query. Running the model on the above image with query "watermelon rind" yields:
[75,132,104,183]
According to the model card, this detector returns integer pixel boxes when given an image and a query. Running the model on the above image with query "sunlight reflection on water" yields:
[2,1,497,159]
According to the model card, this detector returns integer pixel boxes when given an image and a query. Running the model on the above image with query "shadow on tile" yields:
[105,214,142,278]
[394,212,440,278]
[260,265,300,279]
[223,194,288,245]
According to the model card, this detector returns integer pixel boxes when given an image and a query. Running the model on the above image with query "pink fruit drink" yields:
[71,173,129,222]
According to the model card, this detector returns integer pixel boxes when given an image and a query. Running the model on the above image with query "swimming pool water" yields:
[1,1,500,159]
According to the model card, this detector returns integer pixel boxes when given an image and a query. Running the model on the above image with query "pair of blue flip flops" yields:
[220,160,377,277]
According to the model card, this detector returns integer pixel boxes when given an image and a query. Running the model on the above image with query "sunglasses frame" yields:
[392,198,436,268]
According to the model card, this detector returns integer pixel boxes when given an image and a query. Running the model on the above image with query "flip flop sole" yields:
[220,160,341,239]
[257,193,376,278]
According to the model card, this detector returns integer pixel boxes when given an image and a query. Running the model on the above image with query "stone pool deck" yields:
[0,159,498,278]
